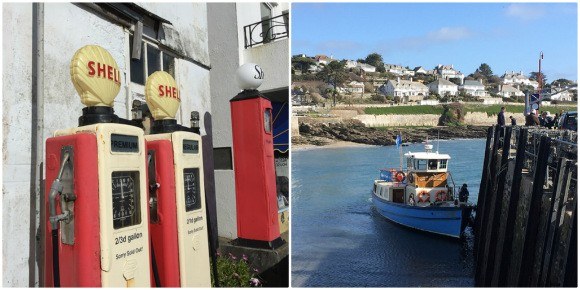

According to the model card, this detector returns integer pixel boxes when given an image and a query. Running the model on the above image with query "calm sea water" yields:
[291,139,486,287]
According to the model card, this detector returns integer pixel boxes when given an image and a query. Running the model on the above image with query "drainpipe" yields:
[31,2,45,287]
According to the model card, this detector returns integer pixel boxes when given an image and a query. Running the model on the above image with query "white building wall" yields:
[3,3,34,287]
[3,3,211,286]
[138,3,210,66]
[243,39,289,92]
[208,3,239,239]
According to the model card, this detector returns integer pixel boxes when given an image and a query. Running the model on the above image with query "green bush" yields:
[438,103,464,126]
[212,252,262,287]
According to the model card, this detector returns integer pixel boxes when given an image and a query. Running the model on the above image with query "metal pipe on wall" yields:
[30,2,45,287]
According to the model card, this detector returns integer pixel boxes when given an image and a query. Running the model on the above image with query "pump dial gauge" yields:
[184,168,201,212]
[112,171,141,229]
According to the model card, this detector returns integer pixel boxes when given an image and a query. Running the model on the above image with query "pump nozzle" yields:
[132,100,144,120]
[190,111,200,129]
[48,152,71,230]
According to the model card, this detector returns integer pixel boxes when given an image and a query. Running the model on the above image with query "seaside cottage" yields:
[379,77,428,103]
[501,70,539,89]
[435,64,465,85]
[496,84,525,99]
[461,79,488,97]
[427,78,458,96]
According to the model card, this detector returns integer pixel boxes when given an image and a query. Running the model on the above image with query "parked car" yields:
[558,111,577,131]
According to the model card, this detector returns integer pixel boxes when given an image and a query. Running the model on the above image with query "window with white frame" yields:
[129,35,176,85]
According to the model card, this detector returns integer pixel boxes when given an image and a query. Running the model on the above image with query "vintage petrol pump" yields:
[43,45,150,287]
[143,71,212,287]
[230,63,284,249]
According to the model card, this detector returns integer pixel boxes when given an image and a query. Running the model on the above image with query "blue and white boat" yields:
[372,143,473,238]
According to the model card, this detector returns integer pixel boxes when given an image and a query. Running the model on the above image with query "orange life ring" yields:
[417,190,430,202]
[435,190,447,201]
[395,171,406,182]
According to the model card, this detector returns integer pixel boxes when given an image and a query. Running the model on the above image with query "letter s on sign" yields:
[88,61,96,76]
[254,65,264,80]
[158,85,165,97]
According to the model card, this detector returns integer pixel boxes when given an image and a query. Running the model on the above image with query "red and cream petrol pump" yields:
[230,63,285,249]
[43,45,151,287]
[144,71,212,287]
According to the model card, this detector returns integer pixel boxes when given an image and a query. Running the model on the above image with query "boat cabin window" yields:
[428,159,438,170]
[415,159,427,170]
[439,159,448,169]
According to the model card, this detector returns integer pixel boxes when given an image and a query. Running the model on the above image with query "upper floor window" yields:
[130,35,176,85]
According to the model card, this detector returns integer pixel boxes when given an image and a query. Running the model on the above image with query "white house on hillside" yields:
[384,64,404,75]
[548,87,574,101]
[345,60,358,69]
[402,69,415,76]
[337,81,365,94]
[435,64,464,85]
[496,84,524,98]
[414,66,428,74]
[461,79,487,97]
[379,78,429,100]
[357,63,376,73]
[501,71,539,89]
[315,54,333,65]
[427,78,458,96]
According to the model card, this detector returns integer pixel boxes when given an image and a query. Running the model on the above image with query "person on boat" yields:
[497,106,506,126]
[459,184,469,203]
[509,116,516,126]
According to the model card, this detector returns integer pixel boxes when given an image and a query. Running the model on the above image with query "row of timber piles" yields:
[473,125,577,287]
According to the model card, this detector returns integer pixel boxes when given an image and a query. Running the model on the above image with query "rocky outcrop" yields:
[295,120,488,146]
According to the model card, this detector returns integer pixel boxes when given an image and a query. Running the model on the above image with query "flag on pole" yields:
[395,135,402,148]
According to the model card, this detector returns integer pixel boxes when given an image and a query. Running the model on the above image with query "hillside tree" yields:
[364,52,386,73]
[318,60,348,106]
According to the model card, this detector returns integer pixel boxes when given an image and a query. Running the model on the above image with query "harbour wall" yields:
[292,112,526,132]
[355,112,526,127]
[474,126,577,287]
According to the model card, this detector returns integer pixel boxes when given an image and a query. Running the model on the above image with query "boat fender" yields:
[435,190,447,202]
[417,190,429,202]
[407,173,414,184]
[408,193,415,205]
[395,171,406,182]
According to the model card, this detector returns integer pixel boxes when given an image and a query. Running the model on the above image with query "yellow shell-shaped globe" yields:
[145,71,181,120]
[70,45,121,107]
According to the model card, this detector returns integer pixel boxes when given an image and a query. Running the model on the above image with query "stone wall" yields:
[463,112,525,126]
[355,114,440,127]
[329,109,359,119]
[349,112,527,127]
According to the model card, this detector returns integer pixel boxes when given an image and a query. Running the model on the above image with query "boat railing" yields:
[447,171,457,200]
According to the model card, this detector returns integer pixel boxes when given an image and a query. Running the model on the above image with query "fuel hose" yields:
[52,229,60,287]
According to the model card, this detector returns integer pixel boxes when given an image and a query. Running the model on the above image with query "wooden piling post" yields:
[538,158,571,286]
[518,135,551,286]
[474,126,494,243]
[482,126,512,286]
[496,128,527,286]
[547,161,577,286]
[475,125,502,286]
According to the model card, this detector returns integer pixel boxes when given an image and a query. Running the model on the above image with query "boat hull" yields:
[372,193,464,238]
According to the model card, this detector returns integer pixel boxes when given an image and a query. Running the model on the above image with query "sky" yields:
[292,3,578,82]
